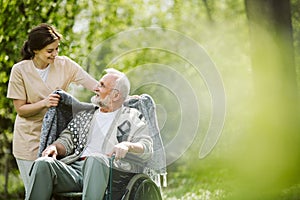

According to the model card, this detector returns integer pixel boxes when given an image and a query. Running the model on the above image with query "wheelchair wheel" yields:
[123,174,162,200]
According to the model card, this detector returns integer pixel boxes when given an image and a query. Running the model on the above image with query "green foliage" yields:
[1,0,300,199]
[0,0,81,198]
[0,168,23,199]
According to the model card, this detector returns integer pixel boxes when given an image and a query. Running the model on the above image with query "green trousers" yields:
[25,155,110,200]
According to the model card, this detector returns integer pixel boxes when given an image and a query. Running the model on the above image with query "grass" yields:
[0,169,24,200]
[1,158,229,200]
[161,154,231,200]
[2,153,300,200]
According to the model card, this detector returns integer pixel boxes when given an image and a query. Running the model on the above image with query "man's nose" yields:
[93,84,99,91]
[93,88,99,93]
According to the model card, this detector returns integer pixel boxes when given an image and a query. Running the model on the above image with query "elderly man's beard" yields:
[91,94,112,107]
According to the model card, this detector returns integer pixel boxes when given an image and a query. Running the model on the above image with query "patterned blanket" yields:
[38,90,95,157]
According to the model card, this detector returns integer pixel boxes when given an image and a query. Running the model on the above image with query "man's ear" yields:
[111,90,121,101]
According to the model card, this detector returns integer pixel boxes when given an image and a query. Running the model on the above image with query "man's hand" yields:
[107,142,144,161]
[107,142,131,161]
[42,145,58,159]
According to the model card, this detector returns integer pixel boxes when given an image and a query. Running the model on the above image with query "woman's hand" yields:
[43,93,60,108]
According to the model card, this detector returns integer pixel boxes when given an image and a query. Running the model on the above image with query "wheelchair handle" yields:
[106,155,115,200]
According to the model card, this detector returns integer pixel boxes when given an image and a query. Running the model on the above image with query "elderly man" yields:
[25,68,153,200]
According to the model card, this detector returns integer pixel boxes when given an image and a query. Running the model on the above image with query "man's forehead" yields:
[99,74,117,83]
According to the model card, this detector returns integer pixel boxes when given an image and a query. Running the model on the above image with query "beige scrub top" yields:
[7,56,97,161]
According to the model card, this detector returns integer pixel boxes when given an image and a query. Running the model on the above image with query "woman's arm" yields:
[75,68,98,91]
[66,56,98,92]
[13,93,60,118]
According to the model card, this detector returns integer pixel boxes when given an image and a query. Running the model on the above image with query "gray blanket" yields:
[38,90,95,157]
[124,94,166,175]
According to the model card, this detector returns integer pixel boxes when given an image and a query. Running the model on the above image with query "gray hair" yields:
[104,68,130,99]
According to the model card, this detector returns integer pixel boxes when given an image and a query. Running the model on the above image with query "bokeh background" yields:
[1,0,300,199]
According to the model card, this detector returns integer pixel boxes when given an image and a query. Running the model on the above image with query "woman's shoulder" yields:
[54,55,71,63]
[54,56,80,68]
[13,60,31,68]
[11,60,32,73]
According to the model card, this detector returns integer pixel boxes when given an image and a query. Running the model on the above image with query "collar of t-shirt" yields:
[35,64,50,82]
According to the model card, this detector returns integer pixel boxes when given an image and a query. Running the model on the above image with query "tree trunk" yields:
[233,0,300,199]
[245,0,296,92]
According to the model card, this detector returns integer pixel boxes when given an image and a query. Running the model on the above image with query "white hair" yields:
[104,68,130,99]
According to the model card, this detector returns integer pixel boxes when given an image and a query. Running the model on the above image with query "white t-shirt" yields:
[35,64,50,82]
[81,109,119,157]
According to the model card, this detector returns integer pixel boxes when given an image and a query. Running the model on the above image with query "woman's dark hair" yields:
[21,23,62,60]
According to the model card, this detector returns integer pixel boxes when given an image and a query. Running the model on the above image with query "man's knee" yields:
[84,155,109,167]
[30,157,55,175]
[82,155,110,177]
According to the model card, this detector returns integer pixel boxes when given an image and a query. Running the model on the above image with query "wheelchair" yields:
[50,94,165,200]
[54,156,163,200]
